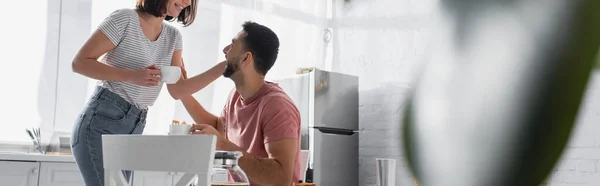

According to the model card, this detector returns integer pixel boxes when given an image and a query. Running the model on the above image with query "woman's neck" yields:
[137,10,164,27]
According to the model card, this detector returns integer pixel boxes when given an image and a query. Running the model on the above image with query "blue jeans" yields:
[71,87,147,186]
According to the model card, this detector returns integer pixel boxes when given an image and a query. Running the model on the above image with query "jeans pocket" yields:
[71,113,87,147]
[94,99,128,122]
[132,118,147,134]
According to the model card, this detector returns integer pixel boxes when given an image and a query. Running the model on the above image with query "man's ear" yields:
[241,52,253,67]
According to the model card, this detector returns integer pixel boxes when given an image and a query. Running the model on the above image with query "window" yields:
[0,1,59,144]
[53,0,138,134]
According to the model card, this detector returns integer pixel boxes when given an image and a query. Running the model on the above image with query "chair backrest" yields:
[102,134,216,173]
[299,150,310,181]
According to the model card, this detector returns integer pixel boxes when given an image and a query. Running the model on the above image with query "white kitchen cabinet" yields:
[0,161,40,186]
[0,158,191,186]
[38,162,85,186]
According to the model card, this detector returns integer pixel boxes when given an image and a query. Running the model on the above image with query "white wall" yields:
[330,0,434,185]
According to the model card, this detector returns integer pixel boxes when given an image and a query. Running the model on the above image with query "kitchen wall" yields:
[330,0,600,185]
[330,0,434,185]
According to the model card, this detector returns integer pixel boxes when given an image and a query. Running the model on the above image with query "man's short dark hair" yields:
[136,0,197,27]
[241,21,280,76]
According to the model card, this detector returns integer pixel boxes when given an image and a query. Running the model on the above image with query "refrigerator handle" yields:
[310,126,356,135]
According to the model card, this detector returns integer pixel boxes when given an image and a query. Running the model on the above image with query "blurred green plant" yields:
[596,50,600,68]
[403,0,600,186]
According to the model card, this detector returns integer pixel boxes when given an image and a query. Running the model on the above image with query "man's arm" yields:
[231,97,300,185]
[221,139,298,186]
[180,96,223,132]
[166,50,227,100]
[177,58,225,132]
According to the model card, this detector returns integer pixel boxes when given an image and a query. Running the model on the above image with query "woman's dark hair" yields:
[136,0,197,27]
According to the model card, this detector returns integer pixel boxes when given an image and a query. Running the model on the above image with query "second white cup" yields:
[170,124,191,135]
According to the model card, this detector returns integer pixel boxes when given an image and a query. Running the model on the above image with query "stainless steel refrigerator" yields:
[274,69,359,186]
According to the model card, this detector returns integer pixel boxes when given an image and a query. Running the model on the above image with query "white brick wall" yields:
[543,73,600,186]
[331,0,600,185]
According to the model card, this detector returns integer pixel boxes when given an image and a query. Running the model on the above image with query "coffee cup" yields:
[160,66,182,84]
[170,124,191,135]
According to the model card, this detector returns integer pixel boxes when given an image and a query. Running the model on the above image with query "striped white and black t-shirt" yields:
[97,8,182,109]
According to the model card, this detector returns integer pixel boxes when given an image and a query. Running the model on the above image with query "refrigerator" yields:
[273,68,359,186]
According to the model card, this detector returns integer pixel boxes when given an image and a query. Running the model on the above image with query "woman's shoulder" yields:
[162,23,183,39]
[107,8,137,20]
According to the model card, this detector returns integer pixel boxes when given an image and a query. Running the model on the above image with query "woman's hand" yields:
[127,64,162,86]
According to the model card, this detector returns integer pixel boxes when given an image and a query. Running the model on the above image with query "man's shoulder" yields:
[222,88,240,108]
[261,82,295,105]
[258,83,301,123]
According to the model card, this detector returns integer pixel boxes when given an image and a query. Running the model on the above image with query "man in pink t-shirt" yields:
[180,21,302,186]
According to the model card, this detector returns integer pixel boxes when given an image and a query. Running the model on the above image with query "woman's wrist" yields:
[117,68,135,83]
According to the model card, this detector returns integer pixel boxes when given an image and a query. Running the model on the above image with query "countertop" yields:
[0,152,75,162]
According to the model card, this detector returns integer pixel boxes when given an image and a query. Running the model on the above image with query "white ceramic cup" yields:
[160,66,182,84]
[169,124,191,135]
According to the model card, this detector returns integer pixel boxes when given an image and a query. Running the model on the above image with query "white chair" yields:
[102,135,216,186]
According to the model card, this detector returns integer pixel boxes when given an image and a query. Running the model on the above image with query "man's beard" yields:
[223,63,235,78]
[223,57,239,78]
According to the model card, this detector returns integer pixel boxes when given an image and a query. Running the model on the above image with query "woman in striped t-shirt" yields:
[70,0,225,185]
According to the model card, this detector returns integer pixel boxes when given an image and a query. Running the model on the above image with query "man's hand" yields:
[180,59,188,79]
[190,124,226,149]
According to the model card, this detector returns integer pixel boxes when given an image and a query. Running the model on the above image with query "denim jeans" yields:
[71,87,147,186]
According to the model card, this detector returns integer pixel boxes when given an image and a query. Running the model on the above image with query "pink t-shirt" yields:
[220,81,301,186]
